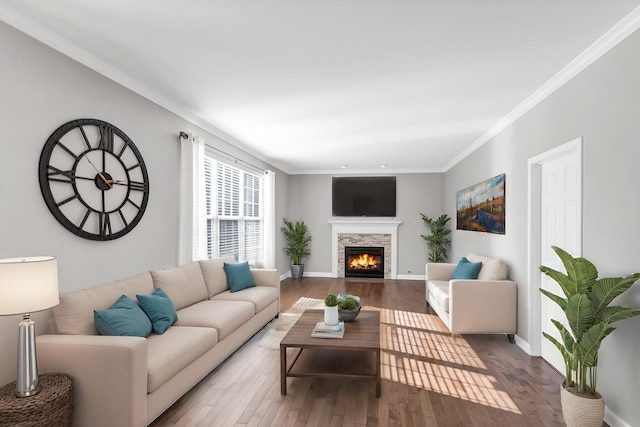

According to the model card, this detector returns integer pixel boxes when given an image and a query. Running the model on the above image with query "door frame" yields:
[527,137,583,357]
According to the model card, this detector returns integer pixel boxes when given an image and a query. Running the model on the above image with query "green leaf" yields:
[590,274,640,315]
[551,246,598,294]
[550,319,576,356]
[594,306,640,324]
[565,294,594,341]
[577,323,614,367]
[540,288,567,311]
[540,265,575,299]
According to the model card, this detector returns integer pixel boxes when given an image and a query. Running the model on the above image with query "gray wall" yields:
[445,28,640,425]
[286,173,445,276]
[0,22,289,385]
[3,13,639,425]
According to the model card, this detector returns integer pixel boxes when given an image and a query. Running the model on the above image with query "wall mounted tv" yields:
[332,176,396,217]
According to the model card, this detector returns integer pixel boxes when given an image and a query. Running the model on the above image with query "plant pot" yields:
[324,305,339,326]
[291,264,304,279]
[560,382,605,427]
[339,304,362,322]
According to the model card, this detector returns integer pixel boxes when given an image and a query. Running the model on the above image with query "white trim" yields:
[514,335,530,355]
[527,137,583,357]
[445,6,640,171]
[396,274,424,281]
[329,220,402,279]
[605,406,632,427]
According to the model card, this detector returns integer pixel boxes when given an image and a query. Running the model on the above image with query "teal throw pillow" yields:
[136,288,178,335]
[451,257,483,280]
[94,295,152,337]
[223,261,256,293]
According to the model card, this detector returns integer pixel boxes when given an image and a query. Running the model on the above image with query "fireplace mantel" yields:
[329,220,402,279]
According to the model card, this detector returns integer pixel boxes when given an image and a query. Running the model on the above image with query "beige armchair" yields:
[425,253,517,343]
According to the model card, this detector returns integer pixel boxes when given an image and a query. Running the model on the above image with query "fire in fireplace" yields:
[344,246,384,278]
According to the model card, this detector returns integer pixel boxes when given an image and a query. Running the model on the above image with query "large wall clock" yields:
[38,118,150,241]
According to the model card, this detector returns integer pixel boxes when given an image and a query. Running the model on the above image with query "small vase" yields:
[324,305,339,326]
[560,383,605,427]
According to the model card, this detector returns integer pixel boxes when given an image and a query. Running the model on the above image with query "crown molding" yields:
[0,4,291,174]
[444,5,640,172]
[290,167,446,175]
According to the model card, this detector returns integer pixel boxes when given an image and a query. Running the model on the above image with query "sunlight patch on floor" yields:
[377,308,522,415]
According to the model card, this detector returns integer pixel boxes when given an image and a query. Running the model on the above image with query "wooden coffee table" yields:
[280,309,381,397]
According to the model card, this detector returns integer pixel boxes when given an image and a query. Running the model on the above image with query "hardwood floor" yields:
[151,277,567,426]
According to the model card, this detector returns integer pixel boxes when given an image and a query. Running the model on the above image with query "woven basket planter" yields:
[560,383,605,427]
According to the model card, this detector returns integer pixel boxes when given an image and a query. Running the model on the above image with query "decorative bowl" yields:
[338,295,362,322]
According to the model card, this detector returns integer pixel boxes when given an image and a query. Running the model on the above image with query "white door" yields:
[539,150,581,373]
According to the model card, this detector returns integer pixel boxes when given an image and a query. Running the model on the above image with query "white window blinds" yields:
[204,156,264,264]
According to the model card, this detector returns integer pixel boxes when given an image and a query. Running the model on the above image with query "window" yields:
[204,157,263,264]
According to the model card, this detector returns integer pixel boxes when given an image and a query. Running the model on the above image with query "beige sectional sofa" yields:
[425,253,516,342]
[36,257,280,427]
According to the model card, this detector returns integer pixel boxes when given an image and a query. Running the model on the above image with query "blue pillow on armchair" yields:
[451,257,483,280]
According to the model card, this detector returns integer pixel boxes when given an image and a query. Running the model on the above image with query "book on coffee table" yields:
[311,321,345,339]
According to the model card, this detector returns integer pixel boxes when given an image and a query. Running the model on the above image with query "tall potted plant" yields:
[420,213,451,262]
[539,246,640,427]
[281,218,311,279]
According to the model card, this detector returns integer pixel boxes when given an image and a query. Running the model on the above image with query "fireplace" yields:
[344,246,384,278]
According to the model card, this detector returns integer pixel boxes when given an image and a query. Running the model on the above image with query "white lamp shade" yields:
[0,257,59,315]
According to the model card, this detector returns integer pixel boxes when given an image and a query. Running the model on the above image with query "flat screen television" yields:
[332,176,396,217]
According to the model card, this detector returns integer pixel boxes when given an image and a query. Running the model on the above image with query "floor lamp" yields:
[0,257,59,397]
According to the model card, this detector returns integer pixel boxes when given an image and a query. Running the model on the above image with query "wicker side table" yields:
[0,373,73,427]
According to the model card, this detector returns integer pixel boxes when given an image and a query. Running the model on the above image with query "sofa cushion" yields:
[146,326,218,393]
[53,272,155,335]
[427,280,450,313]
[94,295,152,337]
[467,253,509,280]
[199,257,234,297]
[210,286,279,313]
[223,262,256,292]
[150,262,208,310]
[451,257,482,280]
[175,300,254,340]
[137,288,178,335]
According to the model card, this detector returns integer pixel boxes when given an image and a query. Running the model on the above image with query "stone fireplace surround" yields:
[329,220,402,279]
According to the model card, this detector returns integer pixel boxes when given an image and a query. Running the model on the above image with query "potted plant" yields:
[324,293,339,326]
[281,218,311,279]
[338,295,362,322]
[539,246,640,427]
[420,213,451,262]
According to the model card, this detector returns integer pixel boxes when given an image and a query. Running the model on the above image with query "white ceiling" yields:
[2,1,640,174]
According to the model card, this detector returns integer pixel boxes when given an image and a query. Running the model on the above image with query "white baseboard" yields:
[396,274,425,280]
[514,335,530,354]
[605,406,631,427]
[303,271,334,278]
[281,271,425,281]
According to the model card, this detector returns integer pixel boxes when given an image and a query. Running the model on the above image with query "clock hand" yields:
[86,157,113,189]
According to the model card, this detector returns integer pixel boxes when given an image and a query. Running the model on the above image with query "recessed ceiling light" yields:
[380,164,388,168]
[340,165,348,169]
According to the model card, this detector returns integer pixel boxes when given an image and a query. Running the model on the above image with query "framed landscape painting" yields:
[456,174,505,234]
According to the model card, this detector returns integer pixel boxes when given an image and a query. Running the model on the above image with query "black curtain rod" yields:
[179,131,266,173]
